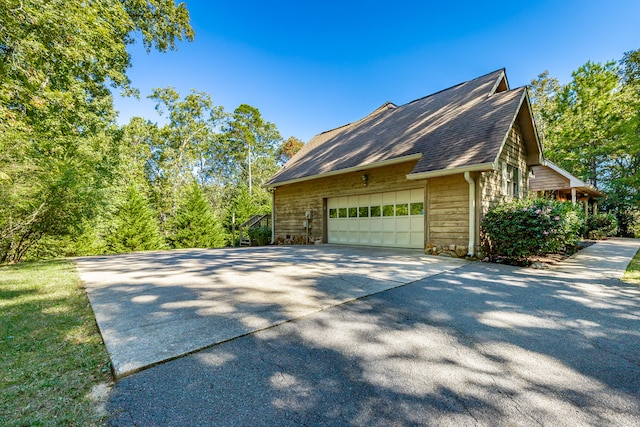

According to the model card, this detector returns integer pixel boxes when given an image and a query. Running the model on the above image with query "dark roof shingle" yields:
[268,69,536,186]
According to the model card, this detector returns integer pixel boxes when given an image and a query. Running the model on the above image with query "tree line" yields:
[529,49,640,235]
[1,1,638,263]
[0,0,304,262]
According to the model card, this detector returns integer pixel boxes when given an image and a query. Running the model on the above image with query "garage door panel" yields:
[327,189,424,249]
[370,232,382,245]
[410,217,423,230]
[358,231,370,244]
[383,192,395,204]
[382,232,395,245]
[396,217,410,232]
[396,190,410,203]
[410,232,423,247]
[382,218,396,231]
[396,232,410,246]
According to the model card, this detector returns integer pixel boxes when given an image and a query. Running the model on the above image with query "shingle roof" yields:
[267,69,539,186]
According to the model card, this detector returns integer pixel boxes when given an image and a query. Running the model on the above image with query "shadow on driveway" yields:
[76,245,468,377]
[106,257,640,426]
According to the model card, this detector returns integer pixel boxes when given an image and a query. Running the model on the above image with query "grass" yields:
[622,247,640,285]
[0,260,112,426]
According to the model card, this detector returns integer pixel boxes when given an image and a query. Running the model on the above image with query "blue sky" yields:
[114,0,640,142]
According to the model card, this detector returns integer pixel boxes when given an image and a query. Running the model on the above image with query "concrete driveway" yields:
[76,245,468,377]
[78,240,640,426]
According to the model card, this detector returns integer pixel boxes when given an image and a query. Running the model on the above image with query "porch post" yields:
[571,188,577,204]
[584,198,588,219]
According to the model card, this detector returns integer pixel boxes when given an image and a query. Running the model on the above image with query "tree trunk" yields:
[248,143,252,195]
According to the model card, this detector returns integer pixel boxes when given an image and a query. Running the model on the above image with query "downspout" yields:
[270,188,276,244]
[464,172,476,257]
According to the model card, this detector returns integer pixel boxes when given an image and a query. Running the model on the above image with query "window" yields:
[396,203,409,216]
[329,208,338,218]
[503,162,520,198]
[348,207,358,218]
[358,206,369,217]
[410,202,424,215]
[509,165,520,197]
[338,208,347,218]
[370,206,381,217]
[383,205,395,216]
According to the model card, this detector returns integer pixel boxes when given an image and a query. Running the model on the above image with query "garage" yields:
[327,188,424,248]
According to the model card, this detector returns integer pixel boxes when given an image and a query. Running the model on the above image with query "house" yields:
[265,69,543,256]
[529,160,604,217]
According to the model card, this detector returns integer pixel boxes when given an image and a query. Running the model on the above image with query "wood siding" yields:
[273,161,426,242]
[427,174,469,248]
[274,121,533,254]
[529,165,570,192]
[479,122,529,217]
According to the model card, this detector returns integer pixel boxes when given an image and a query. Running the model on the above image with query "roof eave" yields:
[543,160,605,197]
[522,89,544,165]
[406,162,497,180]
[496,89,543,167]
[266,153,422,188]
[543,160,587,188]
[489,69,509,94]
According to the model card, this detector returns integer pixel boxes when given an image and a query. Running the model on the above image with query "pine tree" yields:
[107,184,165,253]
[169,181,226,248]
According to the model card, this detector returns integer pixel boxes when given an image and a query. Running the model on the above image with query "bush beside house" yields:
[481,199,584,264]
[248,226,272,246]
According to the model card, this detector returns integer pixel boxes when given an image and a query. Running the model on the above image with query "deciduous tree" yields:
[224,104,282,195]
[147,87,226,220]
[277,136,305,165]
[0,0,194,262]
[530,55,640,236]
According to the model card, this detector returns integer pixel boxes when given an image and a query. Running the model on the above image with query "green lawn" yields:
[0,260,112,426]
[623,247,640,285]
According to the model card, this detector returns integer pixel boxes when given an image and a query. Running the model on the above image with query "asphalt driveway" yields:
[77,240,640,426]
[76,245,468,377]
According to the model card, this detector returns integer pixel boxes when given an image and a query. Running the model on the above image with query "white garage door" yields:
[327,188,424,248]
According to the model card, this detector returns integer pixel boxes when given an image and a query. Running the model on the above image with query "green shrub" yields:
[481,198,584,263]
[614,209,637,237]
[558,203,587,246]
[248,225,271,246]
[633,211,640,238]
[586,213,618,239]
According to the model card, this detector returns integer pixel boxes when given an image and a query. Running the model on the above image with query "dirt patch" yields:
[87,382,113,417]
